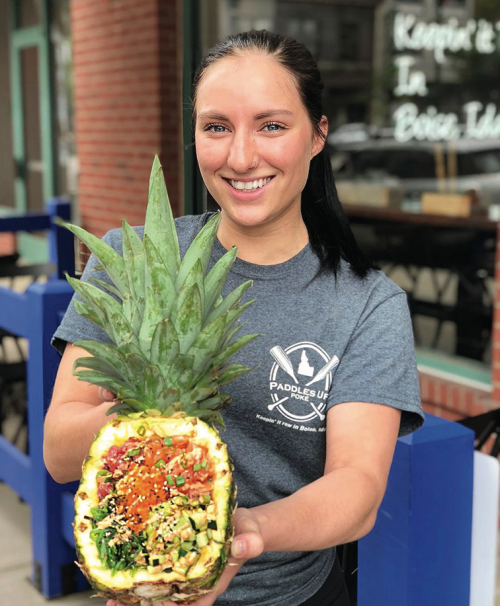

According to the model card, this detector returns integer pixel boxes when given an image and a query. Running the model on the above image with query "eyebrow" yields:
[197,109,294,121]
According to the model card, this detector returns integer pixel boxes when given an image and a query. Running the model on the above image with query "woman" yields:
[45,31,424,606]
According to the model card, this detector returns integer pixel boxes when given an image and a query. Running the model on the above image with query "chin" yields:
[222,206,273,229]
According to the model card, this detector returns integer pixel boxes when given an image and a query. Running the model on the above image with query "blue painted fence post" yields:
[358,414,475,606]
[26,279,76,596]
[46,198,75,280]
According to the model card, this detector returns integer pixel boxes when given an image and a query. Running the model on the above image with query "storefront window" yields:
[200,0,500,368]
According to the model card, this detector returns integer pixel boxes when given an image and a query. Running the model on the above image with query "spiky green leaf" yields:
[176,213,221,289]
[74,300,106,331]
[87,278,122,300]
[217,363,252,386]
[143,235,177,318]
[73,356,123,381]
[73,340,133,384]
[203,247,237,320]
[213,333,260,367]
[187,314,227,374]
[61,222,129,296]
[205,281,253,325]
[171,283,202,353]
[150,318,179,369]
[122,221,145,318]
[144,157,180,278]
[143,365,164,403]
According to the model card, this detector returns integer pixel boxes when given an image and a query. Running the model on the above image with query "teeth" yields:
[230,177,272,191]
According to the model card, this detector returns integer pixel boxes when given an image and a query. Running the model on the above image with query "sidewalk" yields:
[0,483,97,606]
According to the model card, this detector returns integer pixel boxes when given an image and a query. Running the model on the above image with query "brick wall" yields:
[420,373,493,422]
[70,0,183,268]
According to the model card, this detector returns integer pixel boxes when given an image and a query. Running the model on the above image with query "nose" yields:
[226,129,257,174]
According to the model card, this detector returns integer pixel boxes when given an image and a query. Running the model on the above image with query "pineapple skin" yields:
[74,415,235,605]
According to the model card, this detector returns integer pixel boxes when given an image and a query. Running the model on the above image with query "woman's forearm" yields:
[251,466,381,552]
[44,401,115,484]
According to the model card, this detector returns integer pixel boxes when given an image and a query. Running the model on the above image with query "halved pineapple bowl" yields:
[75,415,234,604]
[60,155,259,604]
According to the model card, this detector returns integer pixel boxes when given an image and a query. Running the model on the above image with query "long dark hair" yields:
[191,30,374,279]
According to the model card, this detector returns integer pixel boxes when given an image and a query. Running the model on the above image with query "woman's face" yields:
[195,53,327,231]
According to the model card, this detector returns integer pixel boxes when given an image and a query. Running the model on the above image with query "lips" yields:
[222,176,275,201]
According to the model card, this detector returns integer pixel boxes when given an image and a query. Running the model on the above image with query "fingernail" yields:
[232,539,246,558]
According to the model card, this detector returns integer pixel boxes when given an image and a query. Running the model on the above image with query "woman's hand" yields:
[106,508,264,606]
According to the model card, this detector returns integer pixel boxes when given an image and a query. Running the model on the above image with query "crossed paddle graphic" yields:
[268,346,339,421]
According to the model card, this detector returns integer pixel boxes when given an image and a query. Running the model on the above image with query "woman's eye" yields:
[263,122,286,133]
[204,123,227,133]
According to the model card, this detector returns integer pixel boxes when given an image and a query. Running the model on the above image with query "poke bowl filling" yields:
[87,433,221,577]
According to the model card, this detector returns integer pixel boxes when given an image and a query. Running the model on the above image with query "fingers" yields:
[231,530,265,560]
[98,388,116,402]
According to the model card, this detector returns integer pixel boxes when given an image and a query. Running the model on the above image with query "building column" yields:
[70,0,184,263]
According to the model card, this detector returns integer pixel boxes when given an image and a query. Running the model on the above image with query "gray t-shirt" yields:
[53,213,424,606]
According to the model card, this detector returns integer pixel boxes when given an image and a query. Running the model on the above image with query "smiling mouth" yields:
[224,176,274,191]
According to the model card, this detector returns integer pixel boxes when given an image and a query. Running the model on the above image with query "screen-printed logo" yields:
[268,342,339,423]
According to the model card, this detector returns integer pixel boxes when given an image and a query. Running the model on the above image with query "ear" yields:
[311,115,328,159]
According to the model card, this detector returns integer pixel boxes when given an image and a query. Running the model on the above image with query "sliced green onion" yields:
[166,475,174,486]
[201,459,208,469]
[164,437,173,447]
[176,475,185,487]
[193,463,202,472]
[202,494,211,504]
[127,448,141,457]
[97,469,110,476]
[155,459,166,468]
[137,425,146,436]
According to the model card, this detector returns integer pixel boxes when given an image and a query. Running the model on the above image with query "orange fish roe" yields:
[116,464,170,532]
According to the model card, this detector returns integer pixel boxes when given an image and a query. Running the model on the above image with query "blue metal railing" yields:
[0,199,83,596]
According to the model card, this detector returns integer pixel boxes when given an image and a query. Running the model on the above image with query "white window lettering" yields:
[393,103,460,142]
[394,56,428,97]
[393,12,487,64]
[475,19,496,54]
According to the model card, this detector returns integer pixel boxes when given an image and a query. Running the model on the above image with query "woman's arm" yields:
[251,400,401,551]
[44,343,116,484]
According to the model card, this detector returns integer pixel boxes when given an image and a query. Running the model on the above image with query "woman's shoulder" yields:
[335,259,407,311]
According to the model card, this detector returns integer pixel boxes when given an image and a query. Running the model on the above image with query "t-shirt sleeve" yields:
[51,231,116,355]
[328,291,424,436]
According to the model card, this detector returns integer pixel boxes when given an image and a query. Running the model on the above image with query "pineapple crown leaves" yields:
[59,156,260,427]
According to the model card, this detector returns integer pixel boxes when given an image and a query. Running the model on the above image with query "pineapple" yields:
[62,156,258,605]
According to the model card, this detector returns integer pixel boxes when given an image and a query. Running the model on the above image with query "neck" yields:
[216,209,309,265]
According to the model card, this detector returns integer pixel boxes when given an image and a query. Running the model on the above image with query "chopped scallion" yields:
[193,463,201,472]
[137,425,146,436]
[164,437,173,447]
[176,475,185,487]
[166,475,174,486]
[127,448,141,457]
[201,459,208,469]
[155,459,166,468]
[97,470,110,476]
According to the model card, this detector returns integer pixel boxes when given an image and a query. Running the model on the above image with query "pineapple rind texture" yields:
[74,416,235,605]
